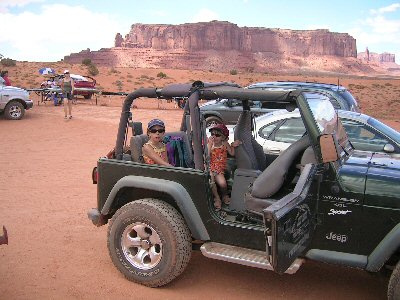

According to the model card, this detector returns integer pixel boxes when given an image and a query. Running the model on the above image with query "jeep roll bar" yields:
[115,82,299,167]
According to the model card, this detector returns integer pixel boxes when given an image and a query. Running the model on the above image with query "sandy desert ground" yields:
[0,63,399,299]
[6,61,400,120]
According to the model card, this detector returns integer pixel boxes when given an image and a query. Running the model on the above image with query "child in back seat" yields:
[207,123,241,211]
[142,119,172,166]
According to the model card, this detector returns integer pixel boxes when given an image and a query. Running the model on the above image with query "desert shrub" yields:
[110,68,119,74]
[230,69,238,75]
[157,72,167,78]
[88,63,99,76]
[139,75,150,80]
[82,58,92,66]
[1,58,16,67]
[385,83,393,87]
[246,67,254,73]
[351,84,366,90]
[114,80,123,91]
[127,74,133,78]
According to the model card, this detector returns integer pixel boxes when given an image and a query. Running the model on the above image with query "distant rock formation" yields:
[358,50,396,63]
[115,33,123,48]
[116,21,356,57]
[64,21,400,74]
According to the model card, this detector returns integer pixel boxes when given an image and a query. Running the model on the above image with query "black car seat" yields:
[244,135,311,214]
[234,111,266,171]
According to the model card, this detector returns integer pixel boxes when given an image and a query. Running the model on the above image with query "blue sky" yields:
[1,0,399,63]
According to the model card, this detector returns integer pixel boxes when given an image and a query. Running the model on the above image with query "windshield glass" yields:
[305,93,349,150]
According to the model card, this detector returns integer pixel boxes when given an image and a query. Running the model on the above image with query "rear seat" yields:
[130,131,193,168]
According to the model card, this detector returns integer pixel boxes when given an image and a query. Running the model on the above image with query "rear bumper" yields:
[87,208,107,227]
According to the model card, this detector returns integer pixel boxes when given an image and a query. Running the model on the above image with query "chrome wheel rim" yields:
[9,105,22,119]
[121,222,162,270]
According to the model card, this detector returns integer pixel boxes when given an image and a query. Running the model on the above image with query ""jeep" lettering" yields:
[325,232,348,243]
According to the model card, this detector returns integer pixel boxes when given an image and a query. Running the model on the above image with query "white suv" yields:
[0,83,33,120]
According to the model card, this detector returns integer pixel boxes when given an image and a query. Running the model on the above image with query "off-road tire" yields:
[84,94,92,99]
[4,101,25,120]
[388,261,400,300]
[107,199,192,287]
[205,116,222,127]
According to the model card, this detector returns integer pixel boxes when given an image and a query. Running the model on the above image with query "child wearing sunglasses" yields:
[142,119,172,166]
[207,123,241,210]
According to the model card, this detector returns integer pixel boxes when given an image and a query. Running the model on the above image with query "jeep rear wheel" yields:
[4,101,25,120]
[388,261,400,300]
[107,199,192,287]
[205,116,222,127]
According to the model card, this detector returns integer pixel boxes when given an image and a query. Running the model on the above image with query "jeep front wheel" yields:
[107,199,192,287]
[388,261,400,299]
[4,101,25,120]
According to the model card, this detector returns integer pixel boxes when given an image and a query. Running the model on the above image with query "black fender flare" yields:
[367,223,400,272]
[101,175,210,241]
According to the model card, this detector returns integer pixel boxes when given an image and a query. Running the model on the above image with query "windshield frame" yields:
[302,92,352,158]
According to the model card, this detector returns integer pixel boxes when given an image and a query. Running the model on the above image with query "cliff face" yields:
[64,21,399,74]
[119,21,357,57]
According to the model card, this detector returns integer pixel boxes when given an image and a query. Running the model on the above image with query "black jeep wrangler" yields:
[88,82,400,299]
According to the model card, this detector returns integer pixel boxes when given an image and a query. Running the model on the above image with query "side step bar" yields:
[200,242,304,274]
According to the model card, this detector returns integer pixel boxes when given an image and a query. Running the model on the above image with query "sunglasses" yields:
[211,132,222,137]
[149,128,165,134]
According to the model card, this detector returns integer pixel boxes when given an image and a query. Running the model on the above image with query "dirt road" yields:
[0,103,390,299]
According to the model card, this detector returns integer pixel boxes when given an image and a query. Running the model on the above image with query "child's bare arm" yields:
[226,140,242,156]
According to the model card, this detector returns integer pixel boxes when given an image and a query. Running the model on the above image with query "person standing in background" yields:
[1,70,11,86]
[61,70,74,119]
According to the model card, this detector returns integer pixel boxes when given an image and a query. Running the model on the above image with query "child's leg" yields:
[215,173,230,205]
[210,173,221,210]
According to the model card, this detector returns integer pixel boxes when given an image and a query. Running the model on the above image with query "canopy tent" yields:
[39,67,56,76]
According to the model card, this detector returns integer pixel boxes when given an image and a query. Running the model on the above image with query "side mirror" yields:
[383,143,395,153]
[225,99,233,107]
[319,134,339,163]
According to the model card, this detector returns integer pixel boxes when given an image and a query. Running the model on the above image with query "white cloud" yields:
[347,3,400,63]
[365,14,400,34]
[191,8,219,23]
[370,3,400,15]
[0,0,44,13]
[0,4,128,62]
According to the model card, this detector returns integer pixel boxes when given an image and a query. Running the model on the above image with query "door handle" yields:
[267,148,281,154]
